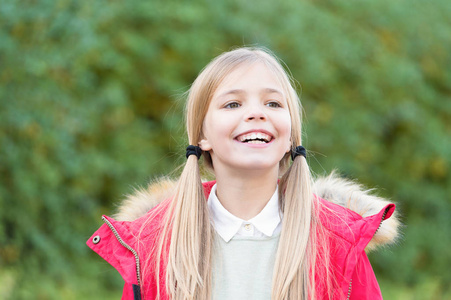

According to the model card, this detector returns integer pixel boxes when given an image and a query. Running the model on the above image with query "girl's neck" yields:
[214,167,279,220]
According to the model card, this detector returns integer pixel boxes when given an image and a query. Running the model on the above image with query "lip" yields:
[234,129,275,147]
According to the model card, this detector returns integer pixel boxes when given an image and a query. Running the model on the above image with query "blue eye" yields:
[225,102,240,109]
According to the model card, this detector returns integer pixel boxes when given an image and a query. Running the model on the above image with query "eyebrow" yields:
[218,89,245,98]
[218,88,284,98]
[261,88,284,96]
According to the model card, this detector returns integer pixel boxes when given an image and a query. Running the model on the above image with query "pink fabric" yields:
[87,180,394,299]
[349,253,382,299]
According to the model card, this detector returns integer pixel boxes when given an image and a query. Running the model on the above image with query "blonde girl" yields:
[88,47,399,299]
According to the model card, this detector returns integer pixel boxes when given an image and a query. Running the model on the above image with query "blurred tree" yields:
[0,0,450,298]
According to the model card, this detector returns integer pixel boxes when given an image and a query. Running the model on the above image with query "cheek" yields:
[203,113,234,147]
[279,113,292,135]
[211,111,235,132]
[279,113,292,149]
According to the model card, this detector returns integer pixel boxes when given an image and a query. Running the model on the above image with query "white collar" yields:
[207,183,282,242]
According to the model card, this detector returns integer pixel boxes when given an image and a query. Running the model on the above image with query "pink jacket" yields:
[87,174,399,299]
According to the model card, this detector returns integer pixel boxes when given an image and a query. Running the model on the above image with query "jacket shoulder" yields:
[113,178,216,222]
[313,172,400,252]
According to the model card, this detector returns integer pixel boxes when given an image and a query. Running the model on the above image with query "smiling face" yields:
[199,62,292,175]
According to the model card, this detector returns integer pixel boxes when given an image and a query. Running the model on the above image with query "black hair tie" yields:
[291,146,306,161]
[186,145,202,159]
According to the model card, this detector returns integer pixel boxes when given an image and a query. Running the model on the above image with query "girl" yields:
[87,47,399,299]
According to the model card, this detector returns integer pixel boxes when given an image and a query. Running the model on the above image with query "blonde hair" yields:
[145,47,332,299]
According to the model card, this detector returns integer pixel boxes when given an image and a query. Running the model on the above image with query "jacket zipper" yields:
[346,279,352,300]
[102,216,142,286]
[346,206,390,299]
[375,207,390,234]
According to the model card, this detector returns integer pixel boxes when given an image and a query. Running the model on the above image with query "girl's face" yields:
[199,62,292,175]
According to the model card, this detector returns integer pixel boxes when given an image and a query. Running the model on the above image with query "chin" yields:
[234,160,280,171]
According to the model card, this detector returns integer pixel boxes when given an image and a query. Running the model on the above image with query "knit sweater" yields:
[212,232,280,300]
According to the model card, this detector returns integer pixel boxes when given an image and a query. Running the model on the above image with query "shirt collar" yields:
[207,183,281,242]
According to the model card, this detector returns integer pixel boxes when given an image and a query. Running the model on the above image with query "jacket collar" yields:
[112,173,400,252]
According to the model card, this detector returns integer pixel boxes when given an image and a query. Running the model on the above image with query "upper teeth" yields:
[237,132,271,142]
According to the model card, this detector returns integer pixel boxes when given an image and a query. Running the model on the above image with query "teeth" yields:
[237,132,272,143]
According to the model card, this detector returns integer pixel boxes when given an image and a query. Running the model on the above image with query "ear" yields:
[286,140,292,153]
[198,139,212,151]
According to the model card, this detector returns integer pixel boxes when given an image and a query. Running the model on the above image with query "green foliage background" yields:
[1,0,450,299]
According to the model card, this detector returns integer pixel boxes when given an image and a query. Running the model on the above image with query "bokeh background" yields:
[1,0,450,299]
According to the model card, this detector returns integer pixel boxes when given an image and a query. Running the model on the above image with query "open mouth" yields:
[236,132,273,144]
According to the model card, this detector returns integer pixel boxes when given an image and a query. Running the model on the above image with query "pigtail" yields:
[272,153,314,299]
[272,152,333,300]
[163,154,213,299]
[151,153,213,299]
[154,53,221,298]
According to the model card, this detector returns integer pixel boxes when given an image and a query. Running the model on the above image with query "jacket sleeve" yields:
[346,203,395,299]
[349,252,382,300]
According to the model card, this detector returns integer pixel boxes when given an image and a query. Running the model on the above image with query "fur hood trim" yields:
[114,173,400,252]
[312,172,400,252]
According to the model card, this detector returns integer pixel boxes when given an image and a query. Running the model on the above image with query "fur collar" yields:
[113,172,400,252]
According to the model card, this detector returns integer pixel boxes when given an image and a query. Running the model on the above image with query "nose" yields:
[245,104,267,121]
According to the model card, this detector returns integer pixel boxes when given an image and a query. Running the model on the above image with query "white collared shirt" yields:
[207,183,282,242]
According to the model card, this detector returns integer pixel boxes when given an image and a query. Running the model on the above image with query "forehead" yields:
[213,62,285,97]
